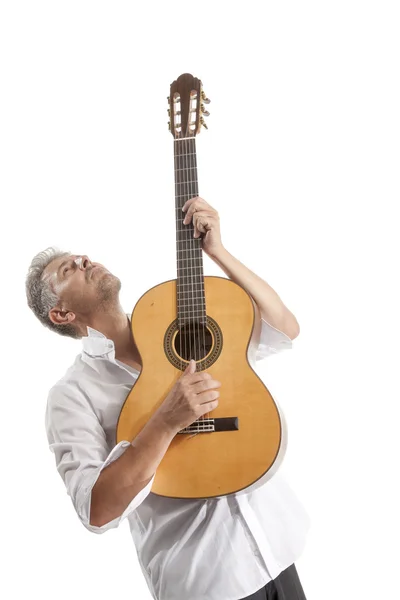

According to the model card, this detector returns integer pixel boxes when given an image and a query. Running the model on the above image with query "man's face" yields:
[44,254,121,327]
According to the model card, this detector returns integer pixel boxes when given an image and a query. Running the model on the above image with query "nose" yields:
[74,255,91,270]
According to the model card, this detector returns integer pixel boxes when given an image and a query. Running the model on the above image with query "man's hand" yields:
[182,196,223,257]
[154,359,221,434]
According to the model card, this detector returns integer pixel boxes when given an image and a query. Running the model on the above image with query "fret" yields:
[177,282,204,291]
[177,293,205,299]
[177,257,203,262]
[175,183,197,187]
[178,302,206,308]
[175,168,198,172]
[174,152,197,157]
[177,303,205,307]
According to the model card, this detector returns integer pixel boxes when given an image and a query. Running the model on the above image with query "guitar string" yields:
[175,137,187,375]
[193,132,207,379]
[184,134,201,424]
[186,129,208,424]
[184,137,195,378]
[195,129,209,424]
[189,133,207,393]
[186,135,202,368]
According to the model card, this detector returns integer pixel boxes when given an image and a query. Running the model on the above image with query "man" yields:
[26,197,310,600]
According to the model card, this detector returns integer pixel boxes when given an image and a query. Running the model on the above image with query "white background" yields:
[1,1,399,599]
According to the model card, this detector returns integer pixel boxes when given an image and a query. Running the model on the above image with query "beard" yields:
[96,271,122,309]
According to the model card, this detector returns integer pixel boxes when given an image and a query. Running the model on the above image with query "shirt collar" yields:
[81,314,130,358]
[82,327,115,358]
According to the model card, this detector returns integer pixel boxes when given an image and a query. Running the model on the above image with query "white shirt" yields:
[45,316,310,600]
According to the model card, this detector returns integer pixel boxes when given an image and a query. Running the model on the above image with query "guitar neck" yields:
[174,137,206,325]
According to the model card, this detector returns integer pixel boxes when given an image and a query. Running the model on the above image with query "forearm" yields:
[90,415,175,527]
[209,246,299,339]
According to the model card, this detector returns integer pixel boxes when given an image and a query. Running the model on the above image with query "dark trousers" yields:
[240,564,306,600]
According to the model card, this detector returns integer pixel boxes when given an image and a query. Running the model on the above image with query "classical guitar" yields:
[116,73,286,499]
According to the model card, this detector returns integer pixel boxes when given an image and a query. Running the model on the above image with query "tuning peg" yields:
[201,104,210,116]
[167,96,170,102]
[168,109,171,116]
[201,90,211,104]
[168,121,171,130]
[200,117,208,130]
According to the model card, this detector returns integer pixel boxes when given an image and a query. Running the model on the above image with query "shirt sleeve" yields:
[255,318,293,361]
[45,385,154,534]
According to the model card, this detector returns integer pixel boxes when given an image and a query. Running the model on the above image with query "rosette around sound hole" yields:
[164,316,223,370]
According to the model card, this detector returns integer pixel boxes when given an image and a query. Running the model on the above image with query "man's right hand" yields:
[154,359,221,434]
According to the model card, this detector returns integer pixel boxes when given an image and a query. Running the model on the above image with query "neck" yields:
[85,307,141,369]
[174,137,206,327]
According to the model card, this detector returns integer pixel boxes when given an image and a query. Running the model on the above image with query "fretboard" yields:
[174,138,206,325]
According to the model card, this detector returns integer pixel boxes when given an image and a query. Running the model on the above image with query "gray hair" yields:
[25,246,81,339]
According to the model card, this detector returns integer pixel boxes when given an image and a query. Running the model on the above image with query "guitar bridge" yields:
[177,417,239,434]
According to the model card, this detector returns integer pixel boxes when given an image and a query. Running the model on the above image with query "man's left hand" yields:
[182,197,223,257]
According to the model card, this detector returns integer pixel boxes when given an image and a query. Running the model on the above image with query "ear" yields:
[49,307,76,326]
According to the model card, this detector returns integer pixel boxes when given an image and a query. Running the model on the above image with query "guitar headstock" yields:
[168,73,210,139]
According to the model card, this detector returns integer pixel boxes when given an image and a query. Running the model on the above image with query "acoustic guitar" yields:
[116,73,286,499]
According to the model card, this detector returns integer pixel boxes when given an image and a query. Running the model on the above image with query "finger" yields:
[183,200,210,224]
[182,196,207,213]
[193,214,216,237]
[192,379,222,394]
[184,359,196,374]
[197,389,220,406]
[186,371,212,383]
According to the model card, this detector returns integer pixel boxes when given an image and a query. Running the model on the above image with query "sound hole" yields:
[174,321,213,361]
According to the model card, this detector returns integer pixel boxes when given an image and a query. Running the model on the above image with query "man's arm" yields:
[208,247,300,340]
[90,413,174,527]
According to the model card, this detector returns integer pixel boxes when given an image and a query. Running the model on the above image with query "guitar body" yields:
[116,275,285,499]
